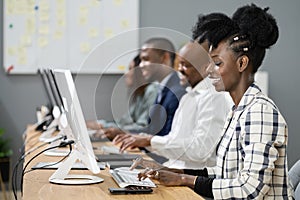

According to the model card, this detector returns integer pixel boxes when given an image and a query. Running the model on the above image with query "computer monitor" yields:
[38,68,68,142]
[39,68,57,111]
[35,69,57,132]
[48,69,103,185]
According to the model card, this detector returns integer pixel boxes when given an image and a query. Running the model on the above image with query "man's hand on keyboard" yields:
[113,134,153,153]
[86,120,103,130]
[104,127,126,141]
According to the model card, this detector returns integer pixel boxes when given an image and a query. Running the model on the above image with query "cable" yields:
[12,135,66,198]
[20,119,55,156]
[20,140,74,196]
[24,145,72,175]
[11,138,72,200]
[19,127,40,157]
[22,124,60,154]
[12,127,45,200]
[12,153,22,200]
[22,135,67,160]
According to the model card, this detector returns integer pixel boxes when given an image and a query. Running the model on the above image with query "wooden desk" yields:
[23,126,204,200]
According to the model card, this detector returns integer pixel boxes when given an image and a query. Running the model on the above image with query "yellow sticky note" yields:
[80,42,91,53]
[40,1,50,12]
[39,25,49,35]
[79,6,88,15]
[120,19,129,29]
[54,30,63,39]
[40,13,49,22]
[113,0,123,6]
[20,35,32,46]
[57,8,65,17]
[28,9,35,15]
[28,0,35,5]
[18,47,26,55]
[90,0,100,7]
[104,28,114,38]
[117,65,126,71]
[79,16,87,25]
[17,48,28,65]
[56,0,65,4]
[15,3,26,14]
[38,37,48,48]
[6,3,14,15]
[17,55,28,65]
[7,47,16,56]
[57,18,66,27]
[88,28,99,38]
[26,18,35,34]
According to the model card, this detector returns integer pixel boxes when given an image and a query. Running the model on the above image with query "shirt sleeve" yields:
[151,92,230,164]
[289,160,300,190]
[212,102,288,199]
[182,168,214,198]
[184,168,208,177]
[118,84,157,132]
[194,176,214,198]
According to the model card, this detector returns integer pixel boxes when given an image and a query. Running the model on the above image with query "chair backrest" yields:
[289,160,300,199]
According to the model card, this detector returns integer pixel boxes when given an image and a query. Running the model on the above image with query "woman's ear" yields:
[237,55,249,72]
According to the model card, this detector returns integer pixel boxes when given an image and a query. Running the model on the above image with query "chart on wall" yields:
[3,0,139,74]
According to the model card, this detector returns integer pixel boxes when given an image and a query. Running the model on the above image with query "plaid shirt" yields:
[207,84,293,199]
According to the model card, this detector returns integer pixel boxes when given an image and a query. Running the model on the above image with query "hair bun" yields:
[192,13,239,48]
[232,3,279,49]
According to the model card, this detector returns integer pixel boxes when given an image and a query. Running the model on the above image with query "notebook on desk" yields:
[110,167,156,188]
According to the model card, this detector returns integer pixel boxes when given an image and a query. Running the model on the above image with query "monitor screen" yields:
[38,68,66,141]
[46,69,65,113]
[38,68,64,115]
[38,68,56,110]
[48,69,103,185]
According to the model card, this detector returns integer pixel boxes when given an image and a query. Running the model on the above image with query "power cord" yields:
[12,139,73,200]
[16,133,66,181]
[22,135,67,160]
[21,140,74,194]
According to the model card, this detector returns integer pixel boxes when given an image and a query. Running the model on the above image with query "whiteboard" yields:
[3,0,139,74]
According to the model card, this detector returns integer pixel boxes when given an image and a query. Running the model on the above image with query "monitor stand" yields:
[49,148,104,185]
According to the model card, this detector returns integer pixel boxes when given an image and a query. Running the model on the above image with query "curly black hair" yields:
[192,13,239,48]
[192,5,278,73]
[231,3,279,73]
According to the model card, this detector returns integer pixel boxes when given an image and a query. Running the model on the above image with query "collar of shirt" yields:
[159,72,173,88]
[233,83,262,112]
[186,77,212,94]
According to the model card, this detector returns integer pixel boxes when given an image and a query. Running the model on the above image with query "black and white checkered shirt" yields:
[207,84,293,199]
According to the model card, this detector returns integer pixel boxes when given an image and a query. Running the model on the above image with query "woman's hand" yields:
[138,169,197,188]
[138,169,185,186]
